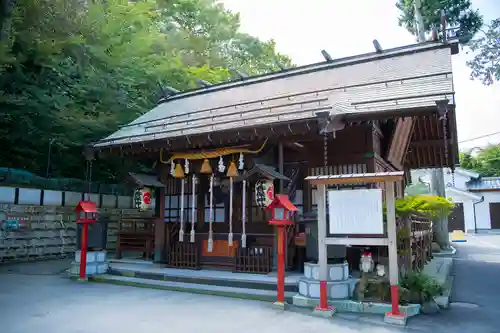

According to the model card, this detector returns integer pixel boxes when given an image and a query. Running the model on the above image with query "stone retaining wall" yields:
[0,204,152,264]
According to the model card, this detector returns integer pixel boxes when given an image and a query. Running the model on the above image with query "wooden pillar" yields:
[154,187,166,262]
[385,180,401,316]
[315,183,333,311]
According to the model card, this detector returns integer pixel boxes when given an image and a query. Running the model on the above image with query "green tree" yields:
[0,0,294,185]
[396,0,483,43]
[460,145,500,176]
[466,18,500,85]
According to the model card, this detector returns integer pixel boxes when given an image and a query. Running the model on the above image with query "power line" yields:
[458,131,500,144]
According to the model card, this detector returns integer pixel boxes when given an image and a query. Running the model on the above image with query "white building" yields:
[411,168,500,233]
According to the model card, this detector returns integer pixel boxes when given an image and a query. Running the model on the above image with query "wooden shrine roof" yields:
[305,171,404,185]
[235,163,290,182]
[93,40,459,149]
[127,172,166,188]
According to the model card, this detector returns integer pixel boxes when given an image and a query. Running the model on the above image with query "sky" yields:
[222,0,500,151]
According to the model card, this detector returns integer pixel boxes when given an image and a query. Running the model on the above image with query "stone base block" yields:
[304,262,349,281]
[271,301,288,310]
[298,278,354,299]
[312,306,336,317]
[69,261,109,276]
[384,313,407,326]
[293,294,421,317]
[75,250,107,263]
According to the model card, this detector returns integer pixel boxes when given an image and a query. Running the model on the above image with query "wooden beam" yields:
[324,237,389,246]
[386,117,415,170]
[305,171,404,185]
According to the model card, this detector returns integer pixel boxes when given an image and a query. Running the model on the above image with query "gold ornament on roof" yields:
[160,138,268,164]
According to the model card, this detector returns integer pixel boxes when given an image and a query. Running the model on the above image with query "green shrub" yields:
[395,195,455,220]
[400,272,444,304]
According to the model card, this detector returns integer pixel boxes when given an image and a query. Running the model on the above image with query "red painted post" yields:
[390,285,400,315]
[79,221,89,280]
[276,226,285,303]
[318,281,329,310]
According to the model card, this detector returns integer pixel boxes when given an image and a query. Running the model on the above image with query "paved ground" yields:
[1,235,500,333]
[407,234,500,332]
[0,260,402,333]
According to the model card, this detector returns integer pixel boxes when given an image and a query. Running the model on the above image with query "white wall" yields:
[474,191,500,230]
[463,201,476,233]
[445,189,476,233]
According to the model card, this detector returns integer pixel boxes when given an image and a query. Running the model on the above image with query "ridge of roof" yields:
[158,40,459,106]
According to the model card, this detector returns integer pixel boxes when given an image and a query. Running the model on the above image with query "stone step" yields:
[91,274,296,302]
[108,262,299,293]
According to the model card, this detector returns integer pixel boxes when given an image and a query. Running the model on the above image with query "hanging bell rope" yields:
[241,179,247,248]
[228,176,234,246]
[207,174,214,252]
[178,178,185,242]
[184,159,190,174]
[190,174,196,243]
[159,138,268,164]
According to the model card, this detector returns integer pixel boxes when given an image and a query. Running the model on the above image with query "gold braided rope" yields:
[160,138,269,164]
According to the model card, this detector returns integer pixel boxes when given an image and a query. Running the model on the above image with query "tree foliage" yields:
[466,18,500,85]
[396,0,483,42]
[0,0,293,184]
[395,195,455,220]
[460,144,500,176]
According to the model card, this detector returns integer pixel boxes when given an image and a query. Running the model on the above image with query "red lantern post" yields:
[74,201,97,280]
[266,194,298,308]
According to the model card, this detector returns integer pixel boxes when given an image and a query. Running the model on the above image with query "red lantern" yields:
[74,201,97,280]
[266,195,298,307]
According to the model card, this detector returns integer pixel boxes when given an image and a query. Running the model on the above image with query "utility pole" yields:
[413,1,450,249]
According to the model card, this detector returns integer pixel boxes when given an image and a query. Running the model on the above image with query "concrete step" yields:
[91,274,295,302]
[108,262,299,293]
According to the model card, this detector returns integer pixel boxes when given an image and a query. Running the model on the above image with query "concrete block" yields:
[0,187,16,203]
[304,262,349,281]
[43,190,63,206]
[65,192,83,206]
[75,250,107,263]
[117,196,132,208]
[96,251,107,262]
[69,261,109,276]
[312,307,336,317]
[18,189,42,205]
[384,313,407,326]
[101,195,117,208]
[271,301,287,310]
[298,278,351,299]
[292,294,421,317]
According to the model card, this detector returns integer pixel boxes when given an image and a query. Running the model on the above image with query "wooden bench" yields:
[116,217,155,259]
